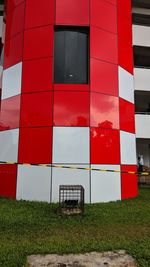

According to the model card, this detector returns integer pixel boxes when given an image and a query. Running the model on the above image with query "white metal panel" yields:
[119,66,134,103]
[120,131,137,164]
[52,164,90,203]
[91,164,121,203]
[0,129,19,162]
[52,127,90,164]
[2,62,22,99]
[17,165,51,202]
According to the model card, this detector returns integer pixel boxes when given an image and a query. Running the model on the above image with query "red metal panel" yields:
[118,11,132,45]
[55,0,89,26]
[22,58,53,93]
[90,58,118,96]
[120,98,135,133]
[54,84,89,92]
[4,33,23,69]
[23,25,53,60]
[18,127,52,164]
[20,92,53,127]
[0,164,17,199]
[90,93,119,129]
[90,26,118,64]
[90,128,120,164]
[0,95,21,131]
[7,0,25,13]
[118,0,131,19]
[90,0,117,33]
[121,165,138,199]
[107,0,117,5]
[117,0,133,74]
[54,91,90,127]
[25,0,54,29]
[5,2,25,40]
[118,40,133,74]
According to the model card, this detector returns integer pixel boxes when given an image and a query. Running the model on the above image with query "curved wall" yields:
[0,0,138,202]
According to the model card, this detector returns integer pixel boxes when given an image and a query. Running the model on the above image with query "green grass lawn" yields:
[0,188,150,267]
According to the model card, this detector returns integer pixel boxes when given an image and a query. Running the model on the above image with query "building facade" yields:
[0,0,138,203]
[132,0,150,169]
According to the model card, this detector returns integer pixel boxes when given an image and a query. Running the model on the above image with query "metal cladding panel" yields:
[91,165,121,203]
[52,164,90,203]
[25,0,55,29]
[117,0,133,74]
[17,165,51,202]
[4,33,24,69]
[0,129,19,162]
[55,0,89,26]
[18,127,53,164]
[0,0,137,202]
[121,165,138,200]
[0,95,21,130]
[0,164,17,199]
[90,0,117,33]
[5,2,25,40]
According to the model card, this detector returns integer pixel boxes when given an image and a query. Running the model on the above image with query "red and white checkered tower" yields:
[0,0,138,202]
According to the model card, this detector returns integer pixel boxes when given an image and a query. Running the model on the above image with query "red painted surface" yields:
[5,2,25,40]
[118,10,132,45]
[118,0,131,19]
[4,33,23,69]
[121,165,138,199]
[90,26,118,64]
[55,0,89,26]
[54,91,90,126]
[25,0,54,29]
[118,40,133,74]
[90,58,118,96]
[90,128,120,164]
[107,0,117,5]
[7,0,25,13]
[90,0,117,33]
[20,92,53,127]
[90,93,119,129]
[0,95,21,131]
[117,0,133,74]
[0,164,17,198]
[120,98,135,133]
[22,58,53,93]
[18,127,52,164]
[54,84,89,92]
[23,25,53,60]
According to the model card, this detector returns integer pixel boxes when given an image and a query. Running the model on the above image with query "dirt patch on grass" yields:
[26,250,139,267]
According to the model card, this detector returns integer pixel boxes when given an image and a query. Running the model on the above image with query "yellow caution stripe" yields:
[0,161,149,175]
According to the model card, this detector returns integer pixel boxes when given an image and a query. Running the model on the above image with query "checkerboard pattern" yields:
[0,0,138,202]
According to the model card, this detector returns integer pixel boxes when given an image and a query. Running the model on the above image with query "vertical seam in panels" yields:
[50,0,56,203]
[116,0,122,200]
[16,0,27,199]
[89,0,91,204]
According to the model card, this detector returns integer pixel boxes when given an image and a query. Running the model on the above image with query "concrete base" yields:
[26,251,138,267]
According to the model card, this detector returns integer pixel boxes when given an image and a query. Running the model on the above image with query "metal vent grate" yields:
[59,185,84,215]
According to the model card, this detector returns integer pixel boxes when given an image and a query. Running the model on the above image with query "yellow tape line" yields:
[0,161,149,175]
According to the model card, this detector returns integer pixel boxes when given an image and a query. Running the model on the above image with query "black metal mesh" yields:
[59,185,84,215]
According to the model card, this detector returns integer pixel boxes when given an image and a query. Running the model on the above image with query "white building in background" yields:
[132,0,150,168]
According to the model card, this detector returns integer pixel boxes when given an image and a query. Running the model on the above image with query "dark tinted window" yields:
[54,27,89,84]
